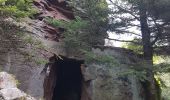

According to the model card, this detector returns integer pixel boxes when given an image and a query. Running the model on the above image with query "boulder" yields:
[0,88,26,100]
[25,95,36,100]
[0,72,17,89]
[0,72,36,100]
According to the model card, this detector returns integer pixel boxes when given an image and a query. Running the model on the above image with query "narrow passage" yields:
[52,57,83,100]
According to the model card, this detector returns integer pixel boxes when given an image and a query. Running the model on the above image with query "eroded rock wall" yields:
[0,0,72,99]
[0,0,147,100]
[80,48,145,100]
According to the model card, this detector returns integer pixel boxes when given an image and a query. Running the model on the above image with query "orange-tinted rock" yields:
[32,0,74,41]
[33,0,74,20]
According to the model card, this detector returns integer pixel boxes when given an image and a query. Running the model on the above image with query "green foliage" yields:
[22,35,47,65]
[11,74,20,87]
[153,55,165,64]
[46,0,109,66]
[46,17,91,50]
[155,75,166,89]
[83,50,119,67]
[68,0,108,23]
[66,0,109,49]
[46,0,109,50]
[46,16,88,30]
[35,58,48,65]
[24,35,34,44]
[0,0,45,66]
[0,0,37,18]
[108,0,170,53]
[120,68,148,82]
[0,19,24,51]
[152,56,170,99]
[47,15,119,67]
[153,55,170,73]
[23,35,45,49]
[159,73,170,100]
[0,0,35,50]
[123,43,143,54]
[154,63,170,73]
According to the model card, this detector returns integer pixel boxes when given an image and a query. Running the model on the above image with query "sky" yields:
[105,28,139,47]
[105,0,141,47]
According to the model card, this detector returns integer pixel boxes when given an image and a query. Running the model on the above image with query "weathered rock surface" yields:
[42,47,145,100]
[0,88,26,100]
[0,72,36,100]
[0,0,72,99]
[0,72,17,89]
[0,0,147,100]
[81,64,142,100]
[79,48,145,100]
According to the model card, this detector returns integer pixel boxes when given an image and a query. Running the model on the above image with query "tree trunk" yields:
[139,0,157,100]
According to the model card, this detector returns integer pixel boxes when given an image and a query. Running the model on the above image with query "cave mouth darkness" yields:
[52,57,84,100]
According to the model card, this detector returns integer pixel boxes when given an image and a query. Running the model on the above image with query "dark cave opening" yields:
[52,57,83,100]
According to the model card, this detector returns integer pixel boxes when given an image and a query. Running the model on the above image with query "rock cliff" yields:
[0,0,146,100]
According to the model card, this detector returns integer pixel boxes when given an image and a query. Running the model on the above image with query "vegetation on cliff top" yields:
[0,0,46,65]
[0,0,37,18]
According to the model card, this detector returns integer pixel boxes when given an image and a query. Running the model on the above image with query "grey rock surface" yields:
[0,72,17,89]
[0,72,36,100]
[0,88,26,100]
[80,48,145,100]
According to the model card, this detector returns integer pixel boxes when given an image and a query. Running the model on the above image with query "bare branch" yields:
[109,0,140,21]
[151,19,163,45]
[106,37,141,44]
[112,29,142,37]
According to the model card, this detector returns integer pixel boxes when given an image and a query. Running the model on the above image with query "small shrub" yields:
[83,50,119,67]
[0,0,37,18]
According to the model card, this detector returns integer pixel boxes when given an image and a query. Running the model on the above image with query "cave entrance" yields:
[51,56,84,100]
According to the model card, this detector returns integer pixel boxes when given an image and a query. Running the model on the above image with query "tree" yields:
[107,0,170,99]
[46,0,110,52]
